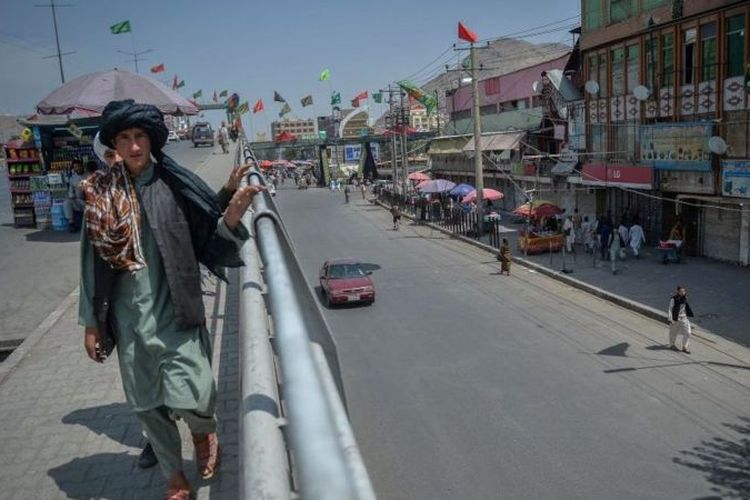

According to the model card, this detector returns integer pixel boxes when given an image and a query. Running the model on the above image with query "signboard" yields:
[319,130,328,140]
[344,144,361,162]
[67,122,83,140]
[582,163,654,189]
[721,160,750,198]
[639,123,713,171]
[658,170,714,194]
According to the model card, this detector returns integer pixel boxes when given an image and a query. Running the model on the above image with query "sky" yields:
[0,0,580,133]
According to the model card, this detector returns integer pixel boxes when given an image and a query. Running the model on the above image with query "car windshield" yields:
[329,264,365,279]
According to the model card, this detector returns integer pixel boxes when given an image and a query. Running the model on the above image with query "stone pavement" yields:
[0,143,244,499]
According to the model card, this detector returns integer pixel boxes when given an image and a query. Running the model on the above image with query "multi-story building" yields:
[408,103,440,131]
[579,0,750,264]
[271,118,317,141]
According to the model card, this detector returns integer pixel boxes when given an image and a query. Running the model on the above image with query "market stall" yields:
[513,200,565,254]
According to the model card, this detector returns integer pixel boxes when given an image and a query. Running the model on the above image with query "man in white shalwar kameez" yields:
[629,220,646,257]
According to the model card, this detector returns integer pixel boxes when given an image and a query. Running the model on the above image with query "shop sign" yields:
[344,144,361,162]
[581,163,653,189]
[639,122,712,171]
[659,170,714,194]
[67,122,83,140]
[721,160,750,198]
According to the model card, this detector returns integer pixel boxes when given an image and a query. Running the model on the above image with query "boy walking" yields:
[668,285,695,354]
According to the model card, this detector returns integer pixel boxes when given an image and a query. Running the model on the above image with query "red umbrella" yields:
[462,188,504,204]
[512,200,563,218]
[259,160,273,169]
[407,171,430,181]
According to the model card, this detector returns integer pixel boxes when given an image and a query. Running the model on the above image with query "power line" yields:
[34,0,74,84]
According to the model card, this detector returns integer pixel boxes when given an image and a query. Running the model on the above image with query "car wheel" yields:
[323,291,332,308]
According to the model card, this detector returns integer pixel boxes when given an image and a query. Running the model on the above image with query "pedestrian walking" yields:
[599,216,612,262]
[629,218,646,258]
[608,227,622,274]
[361,183,367,200]
[497,238,512,276]
[390,203,401,230]
[581,216,593,254]
[618,221,630,254]
[218,121,230,154]
[80,100,263,499]
[563,215,575,253]
[668,285,694,354]
[344,185,350,203]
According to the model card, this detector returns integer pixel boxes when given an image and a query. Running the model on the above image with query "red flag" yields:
[253,99,264,113]
[150,63,165,74]
[351,98,360,108]
[458,21,478,43]
[354,91,368,101]
[213,91,218,103]
[172,75,178,90]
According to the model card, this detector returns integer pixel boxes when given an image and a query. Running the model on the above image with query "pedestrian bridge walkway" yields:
[0,272,240,500]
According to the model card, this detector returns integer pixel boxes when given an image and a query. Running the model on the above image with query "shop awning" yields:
[551,161,577,175]
[428,135,471,155]
[463,131,524,153]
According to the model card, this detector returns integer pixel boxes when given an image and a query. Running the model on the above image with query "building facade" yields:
[271,118,317,141]
[580,0,750,264]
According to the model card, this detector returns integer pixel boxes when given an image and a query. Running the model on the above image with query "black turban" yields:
[98,99,168,152]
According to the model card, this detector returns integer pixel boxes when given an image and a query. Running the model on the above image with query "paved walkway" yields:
[0,144,244,499]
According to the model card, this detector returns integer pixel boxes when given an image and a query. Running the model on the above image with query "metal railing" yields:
[237,139,376,500]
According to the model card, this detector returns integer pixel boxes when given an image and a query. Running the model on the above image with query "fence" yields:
[376,188,505,249]
[237,140,377,500]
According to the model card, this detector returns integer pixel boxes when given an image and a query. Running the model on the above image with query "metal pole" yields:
[49,0,65,83]
[434,89,441,135]
[400,91,409,194]
[238,208,290,500]
[471,43,485,235]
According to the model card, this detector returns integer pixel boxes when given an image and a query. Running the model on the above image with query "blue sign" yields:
[344,144,361,162]
[722,160,750,198]
[639,123,712,171]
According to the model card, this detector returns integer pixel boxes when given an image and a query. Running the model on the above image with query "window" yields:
[627,44,640,93]
[682,28,697,85]
[642,0,667,8]
[645,37,659,90]
[590,124,608,160]
[725,111,748,157]
[726,15,745,78]
[700,23,717,82]
[609,0,634,24]
[612,48,626,95]
[484,78,501,96]
[584,0,603,31]
[598,53,609,97]
[662,33,675,86]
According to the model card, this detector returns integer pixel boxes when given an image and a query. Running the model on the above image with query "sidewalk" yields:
[376,199,750,350]
[0,272,240,500]
[0,144,243,499]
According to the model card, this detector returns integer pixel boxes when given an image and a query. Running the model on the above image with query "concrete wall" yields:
[702,206,741,263]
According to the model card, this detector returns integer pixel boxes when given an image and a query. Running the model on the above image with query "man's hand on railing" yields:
[225,164,253,192]
[224,185,266,231]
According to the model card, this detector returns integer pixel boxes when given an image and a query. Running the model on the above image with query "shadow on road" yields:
[61,402,144,449]
[673,416,750,499]
[48,451,153,499]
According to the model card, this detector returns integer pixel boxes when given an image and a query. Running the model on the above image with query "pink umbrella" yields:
[407,171,430,182]
[36,68,199,116]
[462,188,504,204]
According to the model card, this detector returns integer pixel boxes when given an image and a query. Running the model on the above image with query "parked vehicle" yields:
[191,122,215,147]
[167,131,180,142]
[319,259,375,307]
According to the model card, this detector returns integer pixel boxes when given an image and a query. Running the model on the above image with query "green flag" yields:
[176,80,185,89]
[279,102,291,117]
[300,95,313,107]
[397,80,437,114]
[237,101,250,115]
[110,20,131,35]
[373,92,383,104]
[192,90,203,99]
[319,69,331,82]
[330,91,341,105]
[219,90,228,98]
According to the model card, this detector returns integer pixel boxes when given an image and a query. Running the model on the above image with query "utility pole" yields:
[36,0,74,84]
[118,48,153,74]
[470,42,485,236]
[434,89,441,135]
[399,90,409,192]
[381,86,400,189]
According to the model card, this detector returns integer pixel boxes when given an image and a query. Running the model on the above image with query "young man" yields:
[80,100,262,500]
[629,218,646,258]
[668,285,694,354]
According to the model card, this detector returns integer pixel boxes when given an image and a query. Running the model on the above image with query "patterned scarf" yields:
[81,162,146,272]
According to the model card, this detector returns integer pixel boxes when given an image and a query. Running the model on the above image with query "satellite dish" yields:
[585,80,600,95]
[708,136,728,155]
[532,81,543,94]
[633,85,650,101]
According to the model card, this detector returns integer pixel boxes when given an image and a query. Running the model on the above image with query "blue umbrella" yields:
[418,179,456,193]
[449,183,474,197]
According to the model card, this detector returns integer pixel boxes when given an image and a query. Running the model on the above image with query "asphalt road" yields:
[274,185,750,500]
[0,140,218,345]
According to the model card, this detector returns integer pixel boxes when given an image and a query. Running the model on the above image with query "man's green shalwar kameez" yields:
[79,163,246,478]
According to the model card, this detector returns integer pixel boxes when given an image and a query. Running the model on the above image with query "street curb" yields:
[0,286,80,386]
[374,199,698,338]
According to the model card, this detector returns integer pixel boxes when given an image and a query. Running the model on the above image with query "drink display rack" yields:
[4,142,44,228]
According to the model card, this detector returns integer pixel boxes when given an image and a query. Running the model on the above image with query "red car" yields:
[319,259,376,307]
